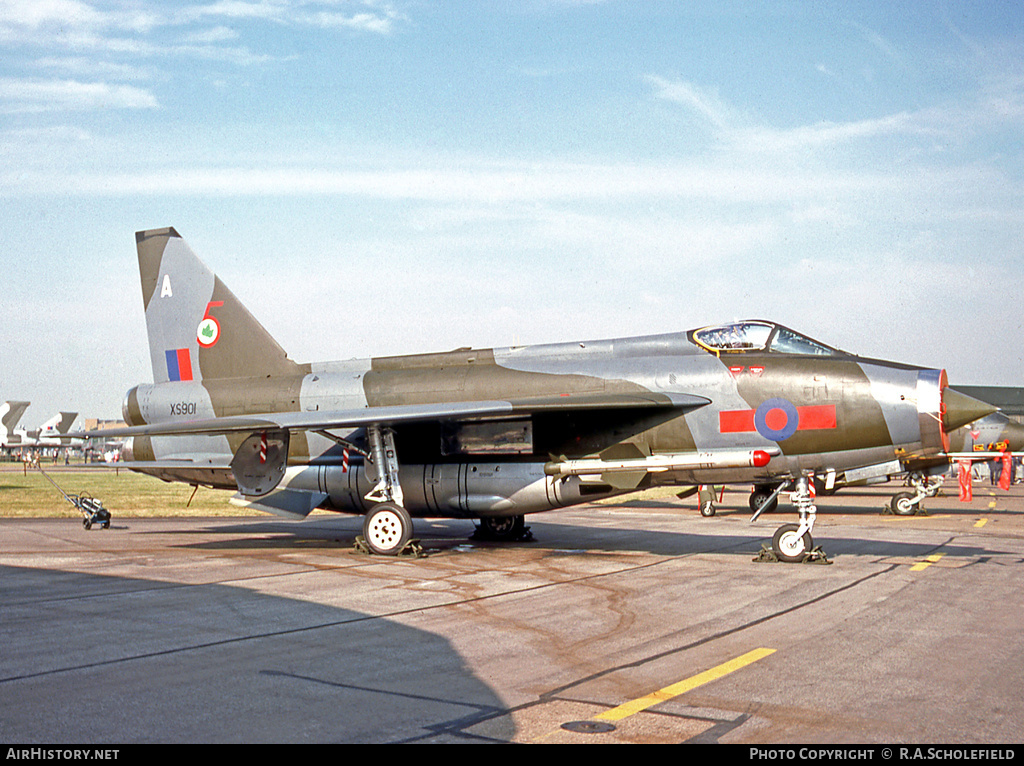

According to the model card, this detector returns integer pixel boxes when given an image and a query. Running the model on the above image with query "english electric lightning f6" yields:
[88,228,995,559]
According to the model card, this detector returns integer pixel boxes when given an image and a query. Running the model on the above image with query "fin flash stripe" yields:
[165,348,194,382]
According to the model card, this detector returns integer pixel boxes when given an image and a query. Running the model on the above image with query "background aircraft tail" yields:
[0,401,30,443]
[58,412,77,434]
[38,412,63,433]
[136,228,307,384]
[40,412,78,435]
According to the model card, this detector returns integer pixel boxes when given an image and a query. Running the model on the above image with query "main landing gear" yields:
[749,484,781,515]
[698,485,718,517]
[474,514,530,542]
[362,501,414,556]
[359,425,418,556]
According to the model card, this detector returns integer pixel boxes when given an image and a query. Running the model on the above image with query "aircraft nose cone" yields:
[943,388,999,433]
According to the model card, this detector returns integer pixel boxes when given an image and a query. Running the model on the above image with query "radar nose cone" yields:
[943,388,999,433]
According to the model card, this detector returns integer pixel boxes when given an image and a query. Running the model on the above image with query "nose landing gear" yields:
[753,475,830,564]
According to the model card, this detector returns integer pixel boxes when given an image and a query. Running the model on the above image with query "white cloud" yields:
[180,25,241,44]
[304,11,397,33]
[0,77,158,111]
[852,22,904,66]
[735,112,930,152]
[0,0,409,118]
[33,56,154,81]
[643,71,1024,164]
[178,0,291,23]
[645,74,940,154]
[0,161,892,204]
[1,0,405,65]
[177,0,406,34]
[0,0,104,29]
[645,75,736,131]
[0,0,159,35]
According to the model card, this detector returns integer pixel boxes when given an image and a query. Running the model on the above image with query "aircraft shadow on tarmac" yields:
[0,564,512,744]
[135,514,1012,562]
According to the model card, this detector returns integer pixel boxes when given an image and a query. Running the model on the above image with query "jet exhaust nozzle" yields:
[122,386,144,426]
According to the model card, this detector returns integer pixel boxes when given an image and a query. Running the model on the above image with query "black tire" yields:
[700,501,716,517]
[362,502,413,555]
[890,492,918,516]
[477,515,525,541]
[772,523,812,563]
[749,488,778,514]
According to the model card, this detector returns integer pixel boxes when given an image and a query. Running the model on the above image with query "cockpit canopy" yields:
[690,321,838,356]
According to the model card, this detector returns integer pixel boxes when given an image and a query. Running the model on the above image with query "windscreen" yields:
[692,321,838,356]
[769,326,835,356]
[692,322,773,352]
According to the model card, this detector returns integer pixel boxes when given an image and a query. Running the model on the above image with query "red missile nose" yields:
[753,450,772,468]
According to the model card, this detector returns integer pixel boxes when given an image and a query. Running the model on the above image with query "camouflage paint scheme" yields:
[98,228,996,555]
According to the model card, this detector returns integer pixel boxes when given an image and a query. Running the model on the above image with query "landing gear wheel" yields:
[772,523,812,563]
[700,501,716,517]
[362,502,413,555]
[477,515,526,541]
[749,489,778,515]
[890,491,919,516]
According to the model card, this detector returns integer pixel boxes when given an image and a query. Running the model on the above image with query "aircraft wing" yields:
[76,391,710,439]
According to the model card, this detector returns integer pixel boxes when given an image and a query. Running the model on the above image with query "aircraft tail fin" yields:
[47,412,78,435]
[135,228,308,384]
[1,401,30,443]
[60,412,78,434]
[37,412,74,434]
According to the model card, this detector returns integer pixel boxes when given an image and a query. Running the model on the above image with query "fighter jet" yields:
[85,227,996,560]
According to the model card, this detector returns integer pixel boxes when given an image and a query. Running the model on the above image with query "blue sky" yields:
[2,0,1022,421]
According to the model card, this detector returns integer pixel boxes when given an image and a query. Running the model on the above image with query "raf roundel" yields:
[753,398,800,442]
[197,316,220,348]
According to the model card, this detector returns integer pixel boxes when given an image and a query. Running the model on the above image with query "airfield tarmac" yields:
[1,480,1023,744]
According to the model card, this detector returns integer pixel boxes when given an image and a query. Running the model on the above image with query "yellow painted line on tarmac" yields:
[594,647,776,722]
[910,553,945,571]
[975,518,988,528]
